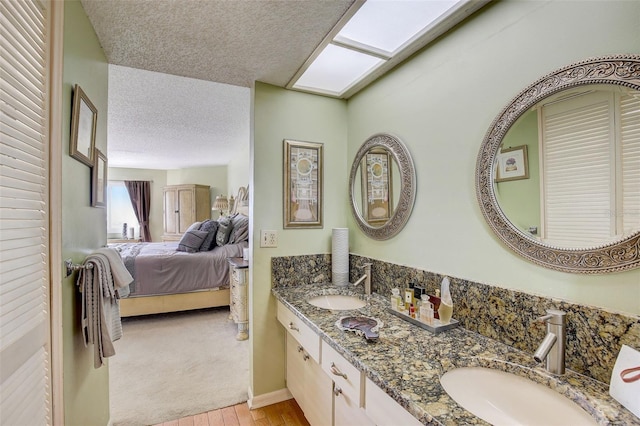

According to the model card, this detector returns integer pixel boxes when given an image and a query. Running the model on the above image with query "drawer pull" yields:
[330,362,348,379]
[303,354,310,361]
[333,386,343,397]
[288,322,299,331]
[297,345,304,353]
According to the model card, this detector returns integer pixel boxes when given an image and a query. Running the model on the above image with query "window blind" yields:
[620,92,640,235]
[0,0,52,424]
[540,91,615,247]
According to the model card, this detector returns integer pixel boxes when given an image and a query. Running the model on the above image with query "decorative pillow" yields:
[177,229,208,253]
[215,216,234,246]
[198,220,219,251]
[186,221,202,232]
[228,214,249,244]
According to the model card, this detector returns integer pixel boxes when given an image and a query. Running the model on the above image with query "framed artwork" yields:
[69,84,97,167]
[360,148,393,225]
[91,148,107,208]
[283,139,323,228]
[496,145,529,182]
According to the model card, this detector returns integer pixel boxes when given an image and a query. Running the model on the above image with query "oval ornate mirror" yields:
[350,133,416,240]
[476,55,640,273]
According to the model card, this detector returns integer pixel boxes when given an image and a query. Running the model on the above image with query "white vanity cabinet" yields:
[365,377,423,426]
[322,341,374,426]
[277,302,332,426]
[276,300,419,426]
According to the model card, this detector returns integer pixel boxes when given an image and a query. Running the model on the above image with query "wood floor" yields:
[153,399,310,426]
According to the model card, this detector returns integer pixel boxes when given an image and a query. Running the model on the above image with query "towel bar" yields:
[64,259,94,277]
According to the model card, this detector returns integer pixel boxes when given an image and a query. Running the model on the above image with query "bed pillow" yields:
[186,221,202,232]
[228,214,249,244]
[215,216,234,246]
[177,229,208,253]
[198,220,219,251]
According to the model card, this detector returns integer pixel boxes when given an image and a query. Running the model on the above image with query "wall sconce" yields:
[212,195,228,217]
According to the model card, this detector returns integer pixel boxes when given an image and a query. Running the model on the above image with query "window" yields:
[107,181,139,237]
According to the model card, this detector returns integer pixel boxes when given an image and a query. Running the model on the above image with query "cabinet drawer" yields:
[321,340,363,406]
[365,377,422,426]
[276,301,320,363]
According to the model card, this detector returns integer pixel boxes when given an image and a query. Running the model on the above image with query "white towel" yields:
[93,247,133,289]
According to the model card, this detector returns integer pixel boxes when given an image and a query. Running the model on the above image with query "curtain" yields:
[124,181,152,242]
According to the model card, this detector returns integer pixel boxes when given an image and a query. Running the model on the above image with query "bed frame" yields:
[120,288,230,317]
[119,185,249,317]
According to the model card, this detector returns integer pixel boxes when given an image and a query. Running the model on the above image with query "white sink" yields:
[307,295,366,310]
[440,367,597,425]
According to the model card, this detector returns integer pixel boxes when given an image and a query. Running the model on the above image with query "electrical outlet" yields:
[260,230,278,248]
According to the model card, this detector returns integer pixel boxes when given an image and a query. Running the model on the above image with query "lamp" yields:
[212,195,228,217]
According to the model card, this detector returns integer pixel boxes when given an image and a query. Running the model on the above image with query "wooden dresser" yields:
[162,184,210,242]
[228,257,249,340]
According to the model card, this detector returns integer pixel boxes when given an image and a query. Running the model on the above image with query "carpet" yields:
[109,307,249,425]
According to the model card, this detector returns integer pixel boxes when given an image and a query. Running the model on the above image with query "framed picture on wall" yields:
[91,148,107,208]
[69,84,97,167]
[496,145,529,182]
[360,148,393,225]
[283,139,323,228]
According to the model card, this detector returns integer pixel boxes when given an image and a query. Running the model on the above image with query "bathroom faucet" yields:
[533,309,566,375]
[352,263,372,295]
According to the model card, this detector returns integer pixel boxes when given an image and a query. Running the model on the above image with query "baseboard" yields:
[247,387,293,409]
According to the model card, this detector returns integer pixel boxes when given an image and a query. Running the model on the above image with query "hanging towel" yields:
[76,249,133,368]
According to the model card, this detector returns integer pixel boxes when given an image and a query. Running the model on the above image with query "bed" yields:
[111,186,249,317]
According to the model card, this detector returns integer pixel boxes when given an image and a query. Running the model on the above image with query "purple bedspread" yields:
[109,241,247,297]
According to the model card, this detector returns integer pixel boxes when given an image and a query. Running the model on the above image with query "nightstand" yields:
[228,257,249,340]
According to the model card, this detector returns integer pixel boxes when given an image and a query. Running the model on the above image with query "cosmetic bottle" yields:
[390,288,402,311]
[438,277,454,324]
[409,303,416,318]
[404,287,414,310]
[420,298,434,325]
[429,289,441,319]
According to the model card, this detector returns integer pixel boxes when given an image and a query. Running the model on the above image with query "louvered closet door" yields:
[540,91,616,247]
[0,0,52,425]
[620,91,640,235]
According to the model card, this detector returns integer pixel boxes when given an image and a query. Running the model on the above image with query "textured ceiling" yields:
[81,0,355,88]
[81,0,354,169]
[107,64,250,170]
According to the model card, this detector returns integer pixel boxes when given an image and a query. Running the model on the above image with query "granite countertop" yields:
[272,283,638,425]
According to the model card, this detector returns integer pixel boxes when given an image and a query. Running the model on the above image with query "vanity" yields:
[273,282,637,425]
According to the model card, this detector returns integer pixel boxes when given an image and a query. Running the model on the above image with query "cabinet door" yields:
[304,352,333,426]
[334,386,374,426]
[177,187,195,232]
[163,188,178,235]
[286,334,306,412]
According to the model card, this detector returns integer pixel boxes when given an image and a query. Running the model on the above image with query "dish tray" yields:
[387,307,459,334]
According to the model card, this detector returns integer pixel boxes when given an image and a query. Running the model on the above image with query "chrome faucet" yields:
[533,309,566,375]
[352,263,372,295]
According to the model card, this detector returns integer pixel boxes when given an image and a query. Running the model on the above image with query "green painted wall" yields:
[250,0,640,400]
[167,165,228,218]
[495,109,540,233]
[227,134,251,196]
[61,1,110,424]
[346,0,640,314]
[252,82,348,396]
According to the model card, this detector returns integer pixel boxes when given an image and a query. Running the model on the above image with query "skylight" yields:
[289,0,484,98]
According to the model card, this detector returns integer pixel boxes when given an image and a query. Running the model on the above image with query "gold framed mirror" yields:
[476,55,640,273]
[350,133,416,240]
